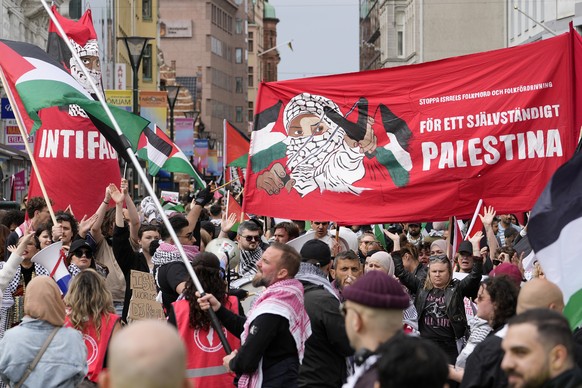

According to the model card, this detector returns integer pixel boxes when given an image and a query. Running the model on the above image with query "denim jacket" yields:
[0,317,87,388]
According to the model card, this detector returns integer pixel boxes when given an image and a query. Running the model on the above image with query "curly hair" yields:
[182,252,227,330]
[481,276,519,330]
[64,269,115,339]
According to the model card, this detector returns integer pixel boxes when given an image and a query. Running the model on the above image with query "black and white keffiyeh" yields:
[295,262,339,300]
[238,247,263,276]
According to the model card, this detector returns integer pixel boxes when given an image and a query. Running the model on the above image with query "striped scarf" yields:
[238,278,311,388]
[238,247,263,277]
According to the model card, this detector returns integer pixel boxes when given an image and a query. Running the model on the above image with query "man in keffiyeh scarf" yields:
[199,242,311,388]
[236,221,264,277]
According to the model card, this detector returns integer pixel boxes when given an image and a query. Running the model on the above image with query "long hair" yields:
[482,276,519,330]
[182,252,227,330]
[64,269,115,338]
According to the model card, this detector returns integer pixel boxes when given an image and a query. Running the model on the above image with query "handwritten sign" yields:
[127,270,164,322]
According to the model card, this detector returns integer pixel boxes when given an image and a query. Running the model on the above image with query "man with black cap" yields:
[341,270,410,388]
[297,240,353,387]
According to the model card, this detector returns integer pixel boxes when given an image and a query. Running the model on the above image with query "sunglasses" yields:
[242,235,260,242]
[361,240,378,245]
[429,254,449,262]
[74,249,93,259]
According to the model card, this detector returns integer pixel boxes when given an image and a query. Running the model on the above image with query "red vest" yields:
[65,312,119,382]
[173,295,241,387]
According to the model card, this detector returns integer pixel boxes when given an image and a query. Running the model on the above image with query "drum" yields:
[230,276,263,314]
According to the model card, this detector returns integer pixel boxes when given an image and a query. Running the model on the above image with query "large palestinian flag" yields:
[0,39,147,149]
[529,150,582,330]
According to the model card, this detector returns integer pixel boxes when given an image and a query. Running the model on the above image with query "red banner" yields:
[244,32,582,224]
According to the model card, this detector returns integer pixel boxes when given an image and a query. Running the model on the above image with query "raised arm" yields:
[480,206,499,258]
[91,184,113,245]
[121,179,140,244]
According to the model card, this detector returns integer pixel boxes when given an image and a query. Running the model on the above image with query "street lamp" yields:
[119,36,152,114]
[166,85,181,191]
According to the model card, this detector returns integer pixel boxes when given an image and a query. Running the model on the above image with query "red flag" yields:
[465,200,484,240]
[243,32,580,224]
[226,192,249,231]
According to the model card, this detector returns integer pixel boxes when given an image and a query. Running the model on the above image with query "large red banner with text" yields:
[243,31,582,224]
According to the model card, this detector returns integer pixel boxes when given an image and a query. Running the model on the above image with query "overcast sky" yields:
[267,0,360,81]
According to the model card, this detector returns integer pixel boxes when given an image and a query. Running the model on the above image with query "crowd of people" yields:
[0,181,580,388]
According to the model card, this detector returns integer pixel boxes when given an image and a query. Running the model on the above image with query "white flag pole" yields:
[39,0,228,351]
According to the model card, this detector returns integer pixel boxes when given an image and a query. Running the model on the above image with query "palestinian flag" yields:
[0,39,148,153]
[137,124,206,189]
[224,120,250,168]
[373,224,387,250]
[529,150,582,330]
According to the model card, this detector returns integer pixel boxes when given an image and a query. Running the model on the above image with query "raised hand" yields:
[479,205,496,227]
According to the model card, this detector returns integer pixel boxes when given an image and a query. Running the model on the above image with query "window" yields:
[235,18,243,34]
[69,0,82,19]
[248,32,254,53]
[248,66,254,87]
[211,5,233,34]
[235,77,243,93]
[236,106,243,123]
[248,101,254,122]
[211,36,224,57]
[396,11,404,58]
[142,44,152,81]
[142,0,152,20]
[397,31,403,57]
[235,48,243,64]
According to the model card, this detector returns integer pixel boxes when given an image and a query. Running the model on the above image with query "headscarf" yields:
[368,251,395,276]
[430,239,448,256]
[24,276,65,326]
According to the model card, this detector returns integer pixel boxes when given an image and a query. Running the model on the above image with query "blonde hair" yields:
[64,269,115,338]
[423,256,453,290]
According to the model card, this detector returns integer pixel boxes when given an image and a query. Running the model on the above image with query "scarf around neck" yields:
[238,278,311,388]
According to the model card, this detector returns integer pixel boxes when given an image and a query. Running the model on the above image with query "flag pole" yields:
[40,0,229,354]
[0,67,57,225]
[223,119,227,182]
[465,199,483,240]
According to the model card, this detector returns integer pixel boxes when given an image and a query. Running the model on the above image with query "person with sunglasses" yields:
[66,239,108,278]
[393,247,483,366]
[236,221,264,277]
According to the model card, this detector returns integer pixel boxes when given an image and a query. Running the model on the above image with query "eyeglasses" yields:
[429,254,449,262]
[74,249,93,259]
[179,232,193,239]
[361,240,378,245]
[242,235,260,242]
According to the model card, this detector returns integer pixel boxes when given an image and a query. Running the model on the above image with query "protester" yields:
[376,335,449,388]
[1,233,50,331]
[0,276,87,387]
[357,232,381,263]
[331,250,363,300]
[198,242,311,387]
[98,320,189,388]
[0,232,35,293]
[273,221,300,243]
[51,211,79,247]
[35,223,53,249]
[111,183,160,322]
[450,276,519,382]
[501,309,582,387]
[297,240,353,387]
[236,220,264,276]
[66,239,108,277]
[5,197,51,250]
[168,252,241,387]
[65,269,121,385]
[394,250,483,364]
[461,278,565,388]
[341,270,410,387]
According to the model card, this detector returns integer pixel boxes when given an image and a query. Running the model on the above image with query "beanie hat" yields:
[343,271,409,309]
[490,262,523,287]
[300,239,331,267]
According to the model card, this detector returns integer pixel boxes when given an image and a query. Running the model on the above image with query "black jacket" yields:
[542,367,582,388]
[299,281,353,388]
[394,256,482,340]
[461,329,507,388]
[112,225,150,322]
